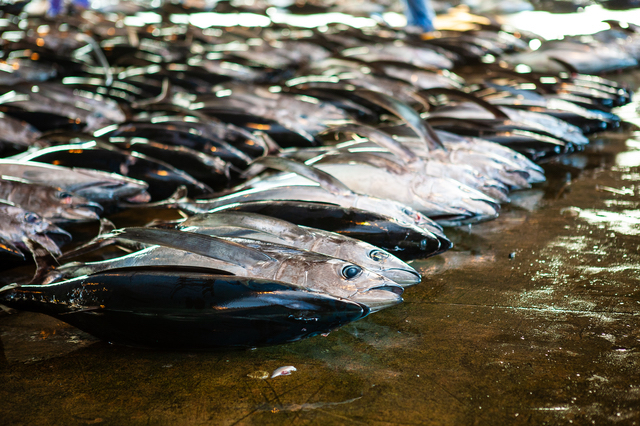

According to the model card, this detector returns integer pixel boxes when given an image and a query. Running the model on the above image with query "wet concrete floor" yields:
[2,65,640,426]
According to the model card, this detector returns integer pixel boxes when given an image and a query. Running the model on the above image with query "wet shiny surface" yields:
[3,31,640,426]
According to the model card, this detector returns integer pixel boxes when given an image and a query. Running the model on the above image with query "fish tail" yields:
[0,303,16,315]
[0,283,20,316]
[19,239,60,285]
[0,283,19,294]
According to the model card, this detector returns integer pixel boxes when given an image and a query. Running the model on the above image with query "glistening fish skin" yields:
[50,227,404,312]
[209,200,450,258]
[0,271,369,349]
[177,184,445,238]
[0,161,150,203]
[248,164,500,226]
[178,212,421,286]
[18,143,213,201]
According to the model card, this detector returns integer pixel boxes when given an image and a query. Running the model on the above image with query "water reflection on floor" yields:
[3,51,640,426]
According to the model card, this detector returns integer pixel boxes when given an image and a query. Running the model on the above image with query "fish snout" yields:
[125,190,152,204]
[62,201,103,221]
[80,200,104,214]
[46,225,73,242]
[481,184,510,204]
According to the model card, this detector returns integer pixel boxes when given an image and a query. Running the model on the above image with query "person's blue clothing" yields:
[402,0,436,32]
[49,0,89,16]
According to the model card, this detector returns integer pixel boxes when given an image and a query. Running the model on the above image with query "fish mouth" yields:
[59,202,103,222]
[503,170,532,190]
[476,198,501,216]
[382,268,422,286]
[526,169,546,184]
[351,288,403,313]
[371,284,404,295]
[80,201,104,213]
[125,190,152,203]
[481,185,510,204]
[45,226,73,244]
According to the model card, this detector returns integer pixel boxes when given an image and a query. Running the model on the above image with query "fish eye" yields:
[24,212,40,224]
[56,191,73,199]
[402,208,419,220]
[369,250,389,262]
[56,191,74,204]
[341,265,362,280]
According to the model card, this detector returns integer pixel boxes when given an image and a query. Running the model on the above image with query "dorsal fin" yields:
[548,56,579,74]
[58,218,124,261]
[420,87,510,120]
[0,235,24,259]
[113,227,275,266]
[326,124,419,164]
[131,78,172,109]
[254,156,353,196]
[353,89,443,150]
[181,211,305,239]
[313,152,408,175]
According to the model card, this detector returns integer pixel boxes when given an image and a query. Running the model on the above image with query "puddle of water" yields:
[576,208,640,236]
[615,150,640,167]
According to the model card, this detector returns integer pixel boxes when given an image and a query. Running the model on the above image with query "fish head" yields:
[48,190,103,222]
[333,238,421,286]
[413,177,500,223]
[363,248,421,283]
[4,206,71,256]
[276,256,404,310]
[70,169,150,203]
[349,288,404,313]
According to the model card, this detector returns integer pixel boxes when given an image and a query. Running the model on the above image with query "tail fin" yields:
[0,283,19,315]
[57,219,121,261]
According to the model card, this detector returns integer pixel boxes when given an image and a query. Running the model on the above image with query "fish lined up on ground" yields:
[381,125,545,189]
[108,137,232,191]
[472,82,622,133]
[46,227,405,311]
[127,111,271,159]
[189,83,353,146]
[314,124,511,202]
[96,120,256,169]
[0,5,634,349]
[424,96,590,147]
[0,83,124,132]
[176,211,421,285]
[179,156,447,239]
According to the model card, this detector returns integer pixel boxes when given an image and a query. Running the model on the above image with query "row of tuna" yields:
[0,5,634,348]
